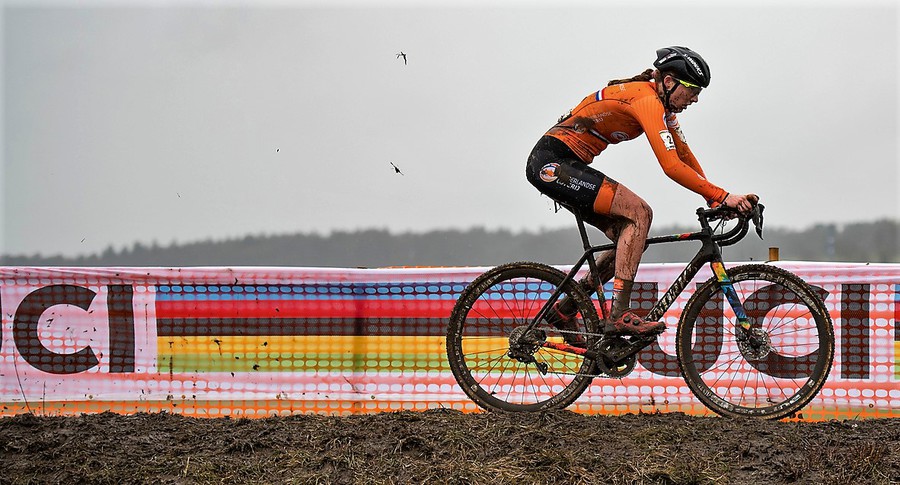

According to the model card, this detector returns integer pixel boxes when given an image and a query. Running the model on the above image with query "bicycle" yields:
[445,200,834,419]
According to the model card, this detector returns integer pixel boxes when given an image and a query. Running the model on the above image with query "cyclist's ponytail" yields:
[607,68,655,86]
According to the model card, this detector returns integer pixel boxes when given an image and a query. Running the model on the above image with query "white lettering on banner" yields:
[659,130,676,150]
[0,264,896,418]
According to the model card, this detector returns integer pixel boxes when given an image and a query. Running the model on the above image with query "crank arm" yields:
[606,336,656,363]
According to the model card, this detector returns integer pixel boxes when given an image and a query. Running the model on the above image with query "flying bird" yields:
[390,162,404,175]
[396,52,407,65]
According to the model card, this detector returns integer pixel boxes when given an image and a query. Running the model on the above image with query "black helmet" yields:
[653,46,711,88]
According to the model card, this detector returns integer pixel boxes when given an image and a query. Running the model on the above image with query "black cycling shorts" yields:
[525,136,619,217]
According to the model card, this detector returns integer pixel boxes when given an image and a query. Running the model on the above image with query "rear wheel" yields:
[446,262,600,412]
[676,264,834,419]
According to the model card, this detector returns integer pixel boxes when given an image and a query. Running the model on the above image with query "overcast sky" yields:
[3,0,898,258]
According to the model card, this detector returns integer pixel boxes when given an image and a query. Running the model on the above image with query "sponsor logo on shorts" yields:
[540,163,560,183]
[611,131,630,142]
[566,178,597,191]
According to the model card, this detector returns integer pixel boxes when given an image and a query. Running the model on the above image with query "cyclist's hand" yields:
[724,193,755,213]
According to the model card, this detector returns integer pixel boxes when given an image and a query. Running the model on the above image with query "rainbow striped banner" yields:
[0,263,897,419]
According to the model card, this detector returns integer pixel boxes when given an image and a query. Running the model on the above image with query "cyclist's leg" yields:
[580,248,615,292]
[595,184,664,335]
[604,184,651,292]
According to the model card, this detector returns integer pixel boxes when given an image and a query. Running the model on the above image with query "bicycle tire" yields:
[676,264,834,419]
[446,262,600,412]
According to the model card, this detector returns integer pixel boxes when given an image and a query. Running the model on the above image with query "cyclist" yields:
[525,46,754,343]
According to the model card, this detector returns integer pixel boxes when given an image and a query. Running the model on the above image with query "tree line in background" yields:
[3,219,897,268]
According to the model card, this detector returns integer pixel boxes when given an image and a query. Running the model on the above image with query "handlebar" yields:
[695,197,765,247]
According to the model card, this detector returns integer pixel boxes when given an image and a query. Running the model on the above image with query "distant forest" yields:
[2,220,897,268]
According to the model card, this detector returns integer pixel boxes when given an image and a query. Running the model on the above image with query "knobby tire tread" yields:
[446,262,599,412]
[676,264,834,419]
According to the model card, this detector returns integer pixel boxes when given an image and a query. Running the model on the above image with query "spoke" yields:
[498,281,523,325]
[764,377,786,407]
[538,348,582,375]
[704,352,747,388]
[463,352,506,369]
[748,366,764,408]
[504,359,520,403]
[523,278,545,324]
[767,324,817,338]
[473,353,509,385]
[526,365,541,404]
[460,346,510,358]
[765,301,808,335]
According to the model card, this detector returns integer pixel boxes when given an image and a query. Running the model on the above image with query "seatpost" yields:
[574,212,601,279]
[575,212,592,251]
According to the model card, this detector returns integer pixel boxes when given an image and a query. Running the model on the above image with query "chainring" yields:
[594,336,637,378]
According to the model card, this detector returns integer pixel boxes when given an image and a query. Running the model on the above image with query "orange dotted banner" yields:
[0,263,897,419]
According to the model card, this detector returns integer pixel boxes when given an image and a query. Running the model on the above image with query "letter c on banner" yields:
[14,285,100,374]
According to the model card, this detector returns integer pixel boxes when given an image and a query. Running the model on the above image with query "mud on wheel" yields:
[446,262,601,412]
[676,264,834,419]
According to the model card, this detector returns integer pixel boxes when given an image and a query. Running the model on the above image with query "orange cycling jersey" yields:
[546,81,727,205]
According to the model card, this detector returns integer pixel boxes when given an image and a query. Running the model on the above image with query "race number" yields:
[659,130,676,150]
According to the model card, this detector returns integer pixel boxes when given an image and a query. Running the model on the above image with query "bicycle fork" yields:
[710,260,752,333]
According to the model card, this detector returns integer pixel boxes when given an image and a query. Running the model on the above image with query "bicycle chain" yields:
[541,329,636,379]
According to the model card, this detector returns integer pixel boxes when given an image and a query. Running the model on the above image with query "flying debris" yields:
[390,162,404,175]
[396,52,407,65]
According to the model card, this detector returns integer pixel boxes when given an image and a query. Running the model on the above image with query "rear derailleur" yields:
[508,326,550,375]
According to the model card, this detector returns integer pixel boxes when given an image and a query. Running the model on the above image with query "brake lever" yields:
[752,203,765,239]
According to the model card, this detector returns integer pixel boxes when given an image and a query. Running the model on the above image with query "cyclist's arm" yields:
[666,113,707,178]
[630,98,728,206]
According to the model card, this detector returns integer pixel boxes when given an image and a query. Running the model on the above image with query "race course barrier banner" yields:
[0,262,897,420]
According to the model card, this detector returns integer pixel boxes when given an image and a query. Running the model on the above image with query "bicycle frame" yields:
[526,206,758,345]
[448,197,834,418]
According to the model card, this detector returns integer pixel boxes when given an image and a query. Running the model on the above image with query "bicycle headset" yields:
[653,46,711,111]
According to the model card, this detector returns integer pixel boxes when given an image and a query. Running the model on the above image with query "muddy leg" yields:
[602,185,652,320]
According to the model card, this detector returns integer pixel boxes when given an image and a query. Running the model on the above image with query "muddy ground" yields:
[0,410,897,484]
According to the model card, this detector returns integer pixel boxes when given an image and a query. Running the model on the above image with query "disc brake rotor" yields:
[737,327,771,361]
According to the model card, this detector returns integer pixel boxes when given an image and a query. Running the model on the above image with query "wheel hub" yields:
[507,326,546,362]
[737,327,771,361]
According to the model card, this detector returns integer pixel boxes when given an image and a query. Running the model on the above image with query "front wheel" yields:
[446,262,601,412]
[676,264,834,419]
